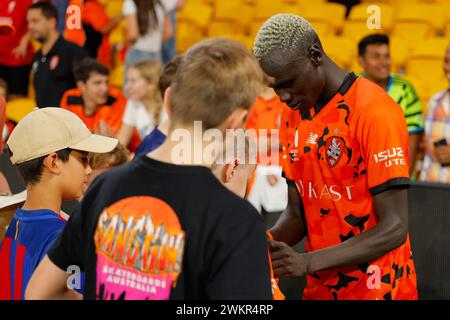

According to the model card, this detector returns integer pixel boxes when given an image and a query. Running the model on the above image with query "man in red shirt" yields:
[253,14,418,300]
[0,0,37,98]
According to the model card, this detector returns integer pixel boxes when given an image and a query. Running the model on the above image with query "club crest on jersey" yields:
[326,136,345,168]
[50,55,60,70]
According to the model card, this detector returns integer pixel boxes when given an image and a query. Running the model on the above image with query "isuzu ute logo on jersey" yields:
[373,147,406,168]
[326,136,345,167]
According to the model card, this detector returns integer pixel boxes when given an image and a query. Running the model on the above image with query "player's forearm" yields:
[269,207,306,246]
[305,218,407,274]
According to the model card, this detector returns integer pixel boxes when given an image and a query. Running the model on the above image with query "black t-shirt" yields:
[33,35,87,108]
[48,155,272,300]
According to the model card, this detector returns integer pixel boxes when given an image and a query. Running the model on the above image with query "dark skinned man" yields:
[253,14,418,300]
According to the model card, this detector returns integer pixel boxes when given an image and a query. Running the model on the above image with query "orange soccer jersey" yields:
[60,87,141,151]
[280,73,418,300]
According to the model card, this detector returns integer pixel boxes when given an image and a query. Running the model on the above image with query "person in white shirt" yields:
[118,59,168,147]
[123,0,172,68]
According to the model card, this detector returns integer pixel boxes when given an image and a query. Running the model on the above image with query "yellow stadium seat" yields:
[109,20,125,46]
[6,98,36,123]
[395,4,446,33]
[208,21,246,37]
[103,0,123,18]
[342,21,387,42]
[406,56,445,87]
[176,22,204,53]
[254,1,302,21]
[177,3,213,30]
[303,3,346,33]
[249,21,265,38]
[350,59,364,74]
[214,2,254,25]
[348,3,395,32]
[389,36,412,73]
[311,21,333,39]
[321,36,356,70]
[393,22,433,41]
[411,38,449,56]
[110,64,125,89]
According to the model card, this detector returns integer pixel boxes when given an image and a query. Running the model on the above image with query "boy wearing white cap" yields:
[0,107,118,300]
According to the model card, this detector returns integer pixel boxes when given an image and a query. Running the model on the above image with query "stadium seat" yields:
[302,2,346,33]
[254,1,301,21]
[348,3,395,32]
[110,64,125,89]
[109,20,125,46]
[102,0,123,18]
[342,21,386,42]
[389,36,412,73]
[393,22,433,41]
[311,21,333,38]
[214,2,254,25]
[6,98,36,124]
[411,38,449,56]
[208,21,246,38]
[321,36,355,70]
[395,4,446,34]
[176,22,204,53]
[177,3,213,30]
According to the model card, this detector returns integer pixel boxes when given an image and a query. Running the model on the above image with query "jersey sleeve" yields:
[403,82,424,134]
[355,101,410,196]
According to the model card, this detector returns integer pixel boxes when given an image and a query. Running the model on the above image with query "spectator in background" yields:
[28,2,87,108]
[51,0,70,33]
[161,0,185,64]
[245,76,289,214]
[60,58,141,151]
[358,34,424,175]
[64,0,123,68]
[420,45,450,184]
[135,55,183,156]
[123,0,172,69]
[0,0,36,99]
[117,59,167,147]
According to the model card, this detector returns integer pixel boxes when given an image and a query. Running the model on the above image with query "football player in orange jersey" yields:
[253,14,418,300]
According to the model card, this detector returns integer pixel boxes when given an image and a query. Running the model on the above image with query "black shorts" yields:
[0,64,31,96]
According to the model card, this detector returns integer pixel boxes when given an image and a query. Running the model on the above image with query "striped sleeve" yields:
[402,82,424,134]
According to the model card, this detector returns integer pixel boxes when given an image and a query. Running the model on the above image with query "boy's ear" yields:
[164,87,172,117]
[224,108,248,130]
[223,159,239,183]
[42,153,60,175]
[76,80,85,92]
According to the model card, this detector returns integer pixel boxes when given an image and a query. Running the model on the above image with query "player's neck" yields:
[41,31,60,56]
[316,59,349,108]
[21,183,62,214]
[147,122,222,168]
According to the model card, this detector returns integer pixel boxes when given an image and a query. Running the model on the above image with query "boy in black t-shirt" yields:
[26,38,272,300]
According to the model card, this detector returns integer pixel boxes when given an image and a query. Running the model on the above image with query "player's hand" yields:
[268,239,309,278]
[435,145,450,165]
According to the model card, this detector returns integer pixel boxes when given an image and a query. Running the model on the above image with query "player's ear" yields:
[309,43,322,66]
